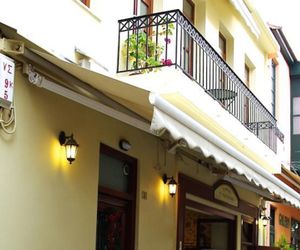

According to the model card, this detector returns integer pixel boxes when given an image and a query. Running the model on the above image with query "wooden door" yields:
[97,144,137,250]
[96,196,129,250]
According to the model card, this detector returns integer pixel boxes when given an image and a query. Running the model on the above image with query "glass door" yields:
[97,196,127,250]
[183,207,235,250]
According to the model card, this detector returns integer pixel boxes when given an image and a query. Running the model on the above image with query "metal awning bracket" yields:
[0,38,24,55]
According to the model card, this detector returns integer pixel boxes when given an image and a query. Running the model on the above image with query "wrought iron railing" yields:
[117,10,284,152]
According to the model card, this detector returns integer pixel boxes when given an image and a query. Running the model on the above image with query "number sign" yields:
[0,53,15,109]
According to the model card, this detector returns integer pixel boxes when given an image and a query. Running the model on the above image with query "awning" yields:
[29,49,153,121]
[150,93,300,208]
[5,21,298,207]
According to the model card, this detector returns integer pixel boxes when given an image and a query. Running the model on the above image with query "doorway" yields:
[96,144,137,250]
[183,207,235,250]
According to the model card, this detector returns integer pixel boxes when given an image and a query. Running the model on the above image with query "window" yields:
[217,33,227,103]
[244,64,250,87]
[271,60,276,116]
[182,0,195,76]
[80,0,90,7]
[183,0,195,23]
[219,33,226,60]
[270,206,275,246]
[241,217,256,250]
[293,97,300,134]
[134,0,152,15]
[291,219,300,250]
[244,64,250,124]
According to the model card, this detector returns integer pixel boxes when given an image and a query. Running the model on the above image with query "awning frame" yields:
[150,93,300,208]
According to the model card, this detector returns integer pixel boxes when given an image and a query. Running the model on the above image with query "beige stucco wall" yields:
[190,0,290,167]
[275,54,291,167]
[0,69,179,250]
[197,0,268,87]
[0,66,260,250]
[0,0,290,165]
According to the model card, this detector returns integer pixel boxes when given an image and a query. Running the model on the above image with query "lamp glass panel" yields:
[169,183,177,195]
[262,218,268,227]
[66,144,78,160]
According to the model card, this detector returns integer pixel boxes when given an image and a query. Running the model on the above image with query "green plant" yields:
[121,22,175,73]
[276,235,295,250]
[122,32,164,72]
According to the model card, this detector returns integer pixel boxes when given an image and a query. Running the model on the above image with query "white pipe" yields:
[150,93,300,206]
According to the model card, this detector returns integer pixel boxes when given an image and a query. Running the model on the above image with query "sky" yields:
[255,0,300,59]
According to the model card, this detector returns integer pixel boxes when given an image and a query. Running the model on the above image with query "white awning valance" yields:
[150,93,300,208]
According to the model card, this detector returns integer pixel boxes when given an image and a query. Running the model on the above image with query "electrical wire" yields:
[0,103,16,134]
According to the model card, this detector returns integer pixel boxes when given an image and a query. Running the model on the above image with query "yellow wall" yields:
[0,68,260,250]
[0,70,177,250]
[198,0,267,86]
[188,0,290,168]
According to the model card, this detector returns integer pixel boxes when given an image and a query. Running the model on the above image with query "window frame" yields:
[134,0,153,15]
[292,97,300,135]
[269,206,275,246]
[80,0,90,7]
[219,32,227,61]
[271,60,277,117]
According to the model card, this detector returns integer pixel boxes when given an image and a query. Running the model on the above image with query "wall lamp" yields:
[260,207,271,227]
[119,139,131,151]
[163,174,177,197]
[59,131,79,164]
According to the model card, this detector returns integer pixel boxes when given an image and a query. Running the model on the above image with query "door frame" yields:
[97,143,137,250]
[177,173,258,250]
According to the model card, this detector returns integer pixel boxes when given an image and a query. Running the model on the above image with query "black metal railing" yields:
[117,10,284,152]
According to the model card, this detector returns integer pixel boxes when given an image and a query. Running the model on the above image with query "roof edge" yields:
[270,25,297,64]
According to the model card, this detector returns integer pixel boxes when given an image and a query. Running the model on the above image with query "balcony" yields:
[117,10,284,152]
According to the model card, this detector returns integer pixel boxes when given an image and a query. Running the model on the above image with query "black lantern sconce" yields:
[59,131,79,164]
[162,174,177,197]
[260,206,271,227]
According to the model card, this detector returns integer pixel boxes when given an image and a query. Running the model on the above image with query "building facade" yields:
[0,0,299,250]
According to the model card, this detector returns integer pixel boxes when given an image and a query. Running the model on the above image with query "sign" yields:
[214,183,239,207]
[279,213,290,228]
[0,53,15,109]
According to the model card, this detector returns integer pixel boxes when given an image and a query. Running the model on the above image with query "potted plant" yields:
[276,235,295,250]
[121,22,175,73]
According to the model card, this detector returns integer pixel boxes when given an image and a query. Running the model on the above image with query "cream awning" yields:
[29,49,300,208]
[28,49,300,208]
[27,49,153,121]
[150,93,300,208]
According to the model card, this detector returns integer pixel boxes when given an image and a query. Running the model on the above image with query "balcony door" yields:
[183,0,195,76]
[244,64,250,125]
[134,0,152,15]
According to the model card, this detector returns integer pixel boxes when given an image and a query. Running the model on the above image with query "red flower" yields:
[161,58,173,66]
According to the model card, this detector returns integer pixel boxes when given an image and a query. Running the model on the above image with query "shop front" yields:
[177,174,258,250]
